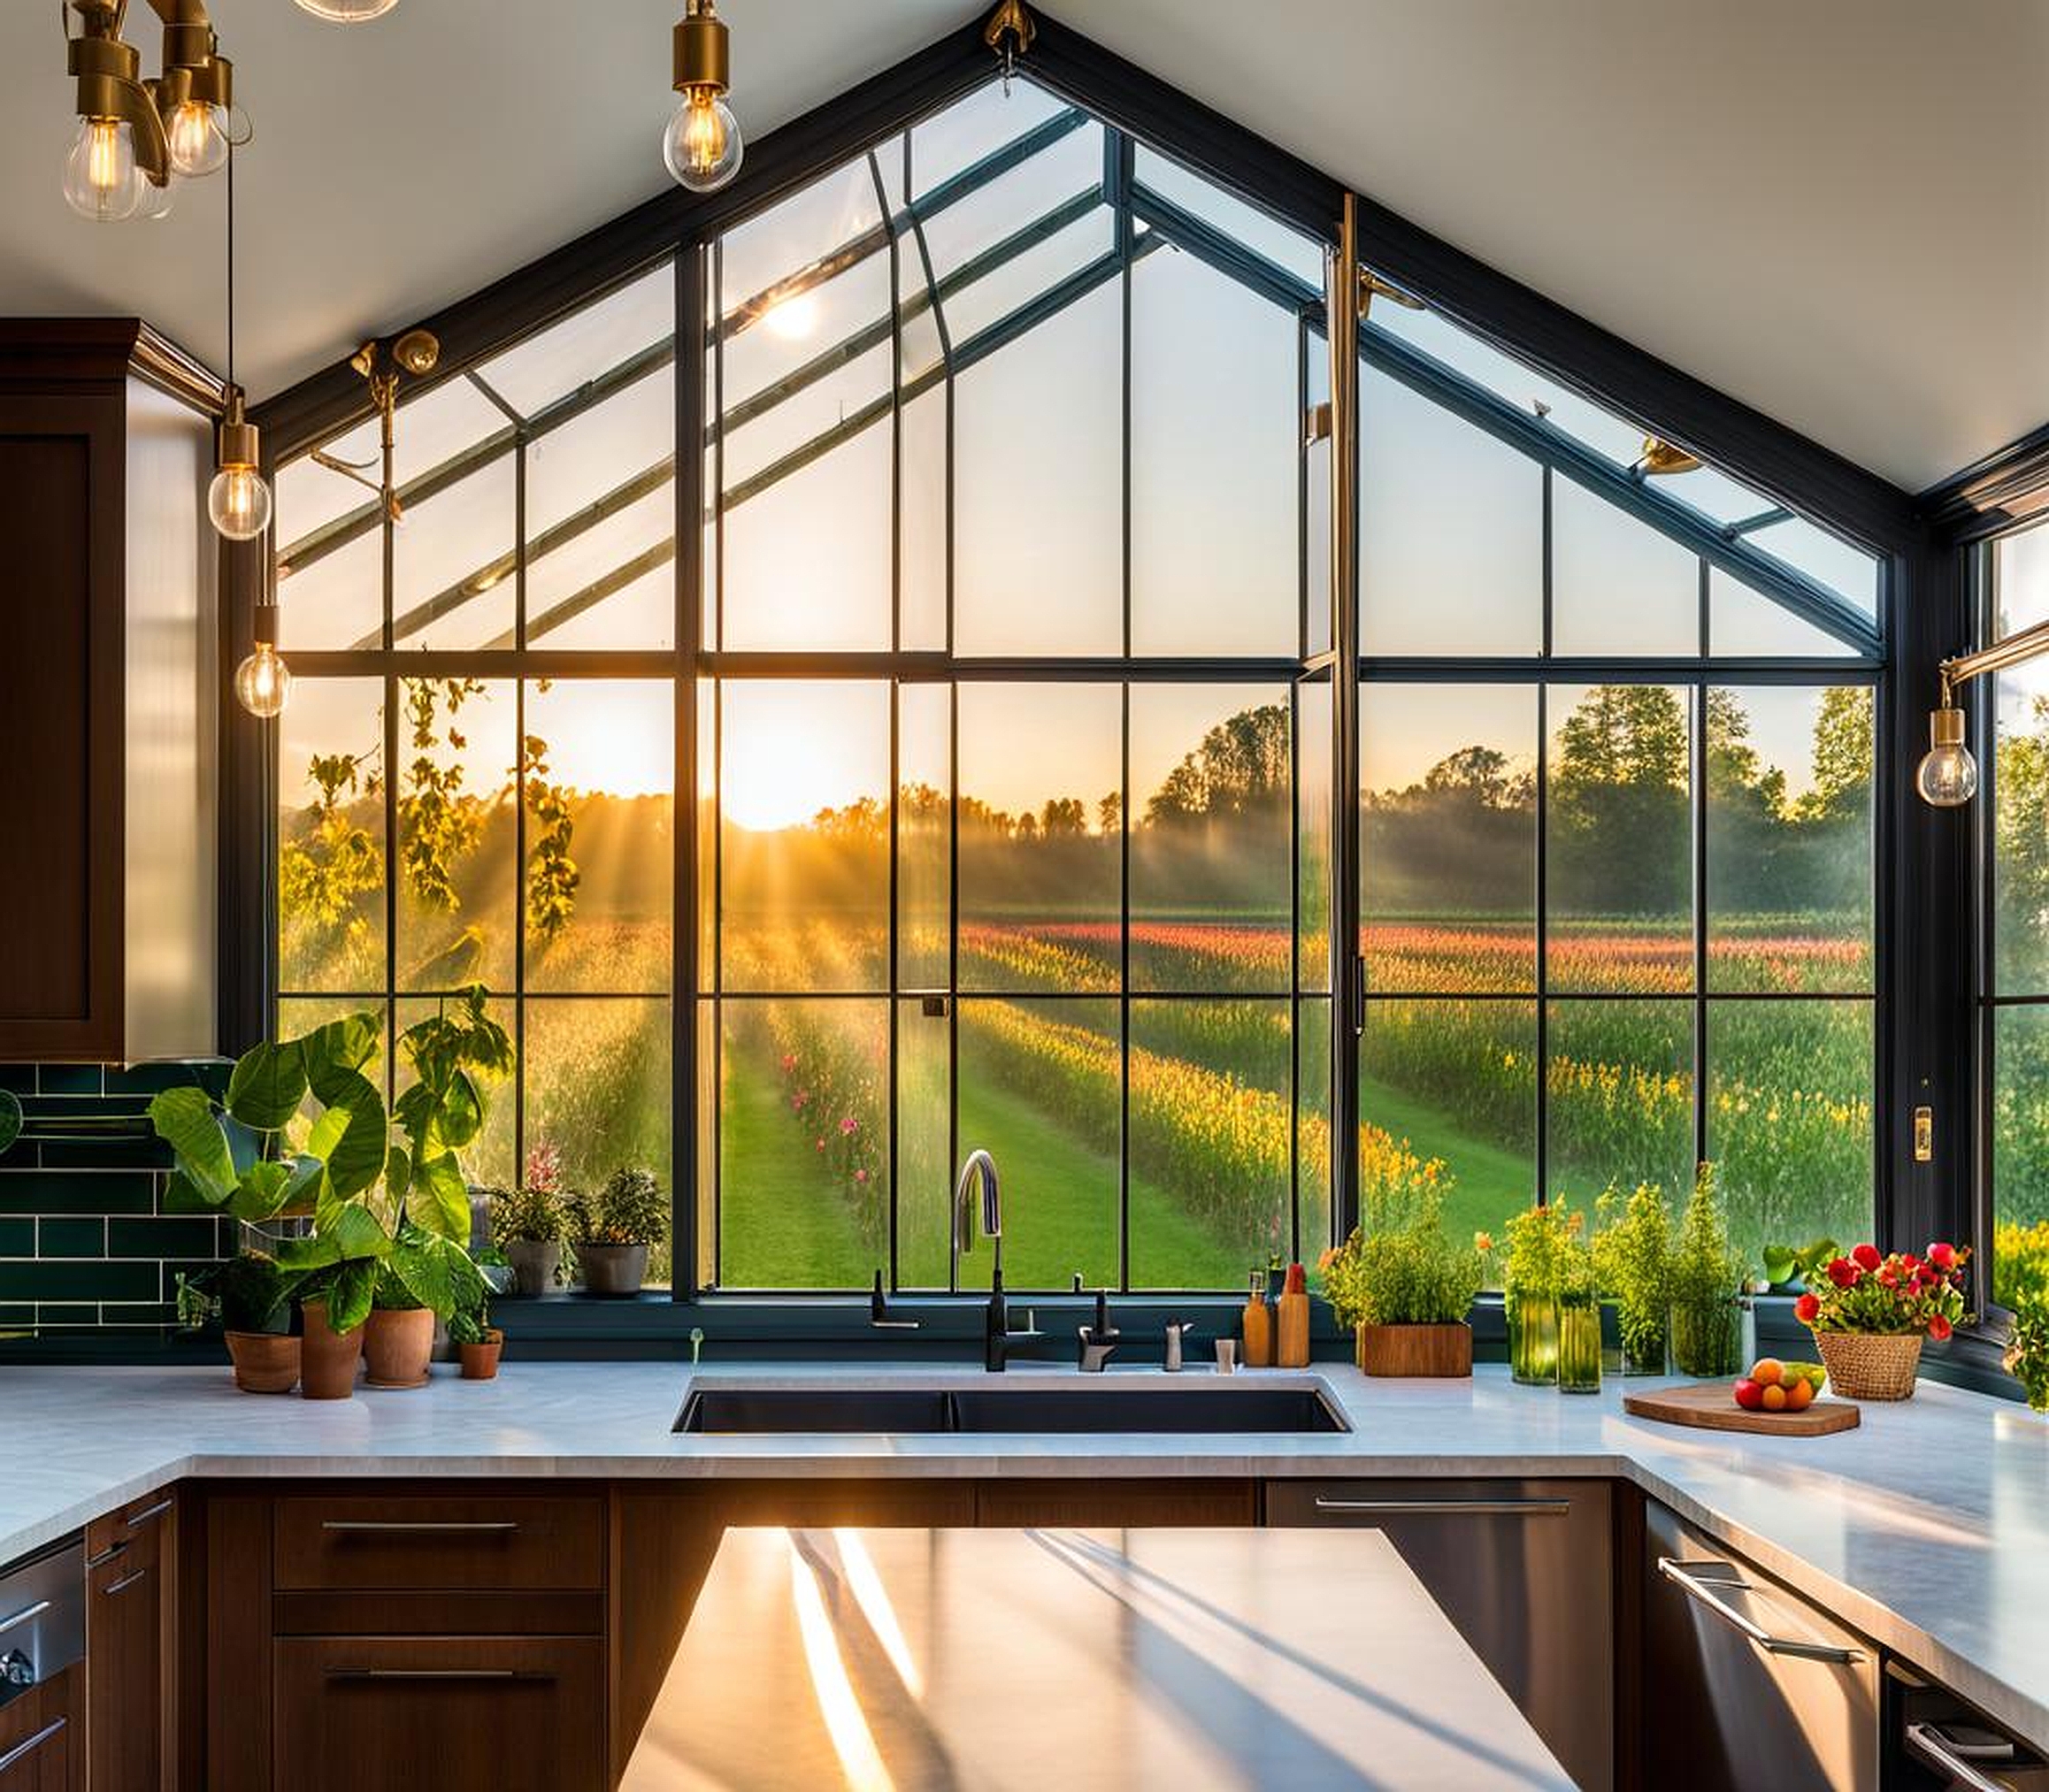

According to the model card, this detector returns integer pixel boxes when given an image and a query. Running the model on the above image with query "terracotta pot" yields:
[226,1330,299,1394]
[505,1239,561,1297]
[364,1306,436,1388]
[579,1243,648,1297]
[459,1329,504,1382]
[299,1300,365,1401]
[1356,1321,1473,1378]
[1816,1330,1922,1401]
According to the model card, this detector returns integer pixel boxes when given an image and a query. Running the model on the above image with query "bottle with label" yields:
[1277,1261,1312,1368]
[1241,1267,1273,1368]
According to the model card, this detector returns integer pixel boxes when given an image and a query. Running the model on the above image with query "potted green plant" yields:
[571,1168,667,1297]
[1503,1199,1573,1384]
[1793,1240,1970,1401]
[1592,1183,1672,1376]
[180,1251,303,1393]
[491,1183,565,1295]
[2004,1296,2049,1414]
[1668,1163,1747,1378]
[450,1296,504,1381]
[1320,1183,1483,1376]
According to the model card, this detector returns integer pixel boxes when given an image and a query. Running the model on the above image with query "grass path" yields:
[1360,1075,1533,1242]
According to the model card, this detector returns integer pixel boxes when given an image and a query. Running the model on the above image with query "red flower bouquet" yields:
[1792,1241,1971,1402]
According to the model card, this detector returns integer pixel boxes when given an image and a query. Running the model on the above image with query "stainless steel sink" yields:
[673,1380,1350,1435]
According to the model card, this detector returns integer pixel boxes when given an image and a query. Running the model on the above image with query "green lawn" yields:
[1360,1074,1533,1244]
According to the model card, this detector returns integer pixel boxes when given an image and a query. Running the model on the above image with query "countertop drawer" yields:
[274,1494,604,1592]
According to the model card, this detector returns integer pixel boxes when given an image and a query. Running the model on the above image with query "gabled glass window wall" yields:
[270,73,1882,1298]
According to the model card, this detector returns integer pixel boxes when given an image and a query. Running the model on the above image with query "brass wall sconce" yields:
[310,330,442,525]
[62,0,242,223]
[1915,620,2049,808]
[1633,435,1703,478]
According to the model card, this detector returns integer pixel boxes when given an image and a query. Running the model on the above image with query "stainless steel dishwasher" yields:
[1644,1497,1879,1791]
[1887,1659,2049,1789]
[1267,1477,1615,1792]
[0,1539,82,1719]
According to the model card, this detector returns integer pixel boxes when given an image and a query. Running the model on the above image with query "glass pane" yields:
[1359,366,1542,656]
[1131,685,1291,992]
[1546,999,1693,1202]
[394,996,514,1194]
[1708,686,1872,994]
[1993,1006,2049,1308]
[958,684,1120,992]
[723,271,887,442]
[1132,145,1325,289]
[1130,1000,1292,1290]
[1363,684,1536,993]
[395,678,516,993]
[723,162,883,329]
[1994,591,2049,993]
[718,998,884,1289]
[1707,1000,1871,1269]
[1298,998,1331,1260]
[896,997,952,1290]
[898,685,950,992]
[956,997,1117,1290]
[918,118,1102,281]
[524,680,673,994]
[955,280,1122,656]
[279,678,386,995]
[1362,998,1534,1259]
[720,680,888,992]
[388,379,508,487]
[1709,567,1858,658]
[1551,477,1700,657]
[1995,522,2049,636]
[276,458,382,650]
[1305,330,1331,658]
[910,79,1066,199]
[938,207,1114,348]
[1547,684,1692,992]
[1748,517,1879,622]
[900,387,947,650]
[1131,252,1297,655]
[1297,675,1331,992]
[475,264,674,419]
[391,462,516,651]
[526,483,674,651]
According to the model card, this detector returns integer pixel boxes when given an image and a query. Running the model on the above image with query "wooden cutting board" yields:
[1623,1382,1860,1436]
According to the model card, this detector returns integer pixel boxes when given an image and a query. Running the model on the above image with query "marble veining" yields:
[2,1359,2045,1747]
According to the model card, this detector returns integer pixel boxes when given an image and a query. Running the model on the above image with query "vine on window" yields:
[399,678,488,912]
[522,718,580,946]
[279,749,383,947]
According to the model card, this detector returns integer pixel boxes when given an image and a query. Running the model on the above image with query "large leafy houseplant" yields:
[150,988,510,1387]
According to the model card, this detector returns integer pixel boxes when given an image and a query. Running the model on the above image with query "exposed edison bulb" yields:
[208,464,274,541]
[136,175,174,221]
[293,0,399,19]
[1915,707,1979,808]
[165,100,229,178]
[664,88,742,192]
[234,642,292,719]
[63,117,141,222]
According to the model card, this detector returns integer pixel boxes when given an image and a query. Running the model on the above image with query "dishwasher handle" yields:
[1311,1497,1572,1517]
[1903,1720,2020,1792]
[1657,1558,1864,1666]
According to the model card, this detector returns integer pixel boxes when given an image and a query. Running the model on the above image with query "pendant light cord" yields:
[225,143,236,392]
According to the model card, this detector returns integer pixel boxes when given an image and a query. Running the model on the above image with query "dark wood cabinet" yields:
[0,1666,81,1792]
[273,1636,605,1792]
[84,1489,176,1792]
[0,322,218,1062]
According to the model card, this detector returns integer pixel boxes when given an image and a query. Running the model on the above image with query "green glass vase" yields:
[1508,1290,1558,1385]
[1558,1299,1602,1393]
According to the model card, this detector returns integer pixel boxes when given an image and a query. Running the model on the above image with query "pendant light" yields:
[664,0,743,194]
[293,0,399,20]
[1911,619,2049,808]
[62,3,239,219]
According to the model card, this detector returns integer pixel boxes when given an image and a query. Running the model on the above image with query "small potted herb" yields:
[2004,1296,2049,1414]
[492,1184,565,1296]
[1794,1240,1970,1401]
[1668,1163,1747,1378]
[450,1298,504,1381]
[1592,1183,1672,1376]
[184,1252,303,1394]
[1320,1183,1483,1377]
[570,1168,667,1297]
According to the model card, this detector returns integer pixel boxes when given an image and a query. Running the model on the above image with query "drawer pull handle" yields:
[1310,1497,1572,1517]
[103,1566,149,1597]
[123,1497,174,1530]
[0,1600,50,1639]
[324,1668,555,1683]
[0,1719,65,1773]
[1903,1720,2017,1792]
[82,1541,127,1571]
[1656,1558,1863,1666]
[320,1521,522,1535]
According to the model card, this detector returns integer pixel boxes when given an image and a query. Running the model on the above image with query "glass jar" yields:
[1507,1290,1558,1385]
[1669,1293,1743,1378]
[1558,1298,1602,1393]
[1617,1305,1669,1377]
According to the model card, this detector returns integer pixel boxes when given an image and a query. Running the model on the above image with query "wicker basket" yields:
[1815,1331,1922,1402]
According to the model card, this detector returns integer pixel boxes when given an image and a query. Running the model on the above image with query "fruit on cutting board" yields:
[1731,1359,1829,1413]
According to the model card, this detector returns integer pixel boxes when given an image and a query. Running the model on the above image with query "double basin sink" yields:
[675,1379,1351,1436]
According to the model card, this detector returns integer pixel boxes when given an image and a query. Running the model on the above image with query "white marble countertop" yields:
[4,1358,2046,1749]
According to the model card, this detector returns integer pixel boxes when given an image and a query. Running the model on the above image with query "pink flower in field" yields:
[854,1169,869,1185]
[814,1137,825,1153]
[779,1053,797,1073]
[791,1089,810,1112]
[840,1115,859,1137]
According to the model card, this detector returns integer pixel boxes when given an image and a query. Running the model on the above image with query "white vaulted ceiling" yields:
[0,0,2042,492]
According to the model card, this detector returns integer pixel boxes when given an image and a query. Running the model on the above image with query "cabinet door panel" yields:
[274,1494,604,1591]
[1267,1477,1614,1792]
[274,1636,604,1792]
[87,1505,167,1792]
[0,1666,80,1792]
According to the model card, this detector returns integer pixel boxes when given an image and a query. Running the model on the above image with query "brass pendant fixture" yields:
[665,0,743,194]
[62,0,242,224]
[306,330,441,525]
[985,0,1035,88]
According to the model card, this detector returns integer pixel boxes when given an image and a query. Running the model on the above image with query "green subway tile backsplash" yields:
[0,1061,231,1333]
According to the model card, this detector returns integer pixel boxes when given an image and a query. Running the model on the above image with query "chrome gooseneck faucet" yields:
[955,1149,1040,1371]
